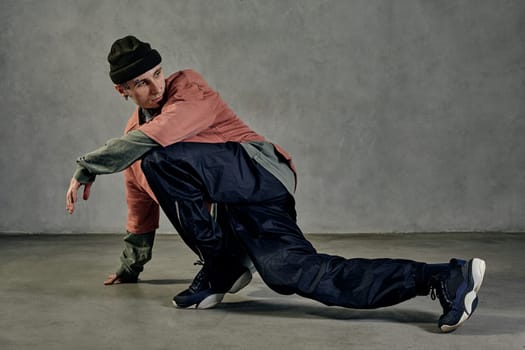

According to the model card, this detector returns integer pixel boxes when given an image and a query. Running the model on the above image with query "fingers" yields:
[66,178,81,214]
[83,182,93,201]
[66,194,75,214]
[66,179,94,214]
[103,274,121,285]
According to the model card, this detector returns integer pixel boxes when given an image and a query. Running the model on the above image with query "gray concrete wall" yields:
[1,0,523,234]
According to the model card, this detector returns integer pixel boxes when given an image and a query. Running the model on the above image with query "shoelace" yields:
[430,286,437,301]
[430,280,453,308]
[188,260,208,291]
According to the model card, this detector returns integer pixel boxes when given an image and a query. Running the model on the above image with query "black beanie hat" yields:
[108,35,162,84]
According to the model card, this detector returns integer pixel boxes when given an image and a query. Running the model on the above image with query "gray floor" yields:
[0,233,523,350]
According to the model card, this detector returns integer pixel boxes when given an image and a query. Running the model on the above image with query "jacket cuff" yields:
[115,266,139,283]
[73,165,96,184]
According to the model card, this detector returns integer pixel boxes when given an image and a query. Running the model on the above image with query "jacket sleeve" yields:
[73,130,158,183]
[138,100,217,147]
[124,166,160,234]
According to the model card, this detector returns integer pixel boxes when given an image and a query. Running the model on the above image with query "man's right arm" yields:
[73,129,159,183]
[67,129,158,214]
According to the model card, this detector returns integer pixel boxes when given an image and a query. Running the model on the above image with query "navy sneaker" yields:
[431,258,486,333]
[173,261,252,309]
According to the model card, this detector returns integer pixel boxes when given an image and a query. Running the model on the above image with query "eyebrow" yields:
[132,68,162,86]
[132,78,146,86]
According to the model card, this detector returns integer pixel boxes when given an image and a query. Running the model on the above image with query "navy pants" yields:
[141,142,429,309]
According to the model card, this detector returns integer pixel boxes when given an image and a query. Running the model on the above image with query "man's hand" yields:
[103,274,121,285]
[103,273,139,285]
[66,178,93,214]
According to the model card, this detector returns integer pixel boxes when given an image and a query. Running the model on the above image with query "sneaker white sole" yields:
[440,258,486,333]
[229,270,252,294]
[172,293,225,310]
[196,293,226,309]
[173,271,252,310]
[196,271,252,308]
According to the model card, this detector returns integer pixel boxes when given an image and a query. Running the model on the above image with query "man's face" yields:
[116,65,166,109]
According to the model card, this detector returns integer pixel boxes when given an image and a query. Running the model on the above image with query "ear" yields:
[114,84,127,97]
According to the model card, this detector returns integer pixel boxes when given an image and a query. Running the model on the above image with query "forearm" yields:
[73,130,158,183]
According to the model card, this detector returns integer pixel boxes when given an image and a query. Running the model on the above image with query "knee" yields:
[141,148,166,174]
[264,281,296,295]
[258,267,295,295]
[256,256,300,295]
[257,253,333,297]
[141,143,190,175]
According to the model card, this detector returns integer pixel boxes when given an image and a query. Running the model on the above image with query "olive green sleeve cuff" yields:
[117,231,156,278]
[73,165,96,184]
[72,129,156,184]
[76,130,158,176]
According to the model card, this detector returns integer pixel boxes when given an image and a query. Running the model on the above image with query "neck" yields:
[139,107,160,124]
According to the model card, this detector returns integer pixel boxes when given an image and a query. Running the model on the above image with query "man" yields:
[67,35,486,333]
[67,35,252,294]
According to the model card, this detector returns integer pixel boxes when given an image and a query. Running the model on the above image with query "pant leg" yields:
[141,142,287,258]
[226,198,428,309]
[141,142,428,308]
[141,142,253,289]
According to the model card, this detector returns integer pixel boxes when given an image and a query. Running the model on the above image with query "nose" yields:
[150,80,162,95]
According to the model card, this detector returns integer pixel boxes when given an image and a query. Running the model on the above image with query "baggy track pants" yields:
[141,142,427,309]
